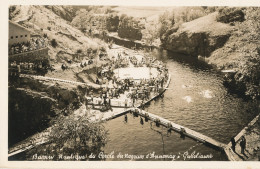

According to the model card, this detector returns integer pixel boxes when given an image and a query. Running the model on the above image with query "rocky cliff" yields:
[45,5,77,22]
[160,12,233,57]
[160,8,259,100]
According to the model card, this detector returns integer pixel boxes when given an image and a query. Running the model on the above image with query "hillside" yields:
[161,12,234,58]
[160,7,260,100]
[10,5,106,63]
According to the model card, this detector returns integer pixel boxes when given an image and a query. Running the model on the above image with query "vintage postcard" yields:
[1,0,260,168]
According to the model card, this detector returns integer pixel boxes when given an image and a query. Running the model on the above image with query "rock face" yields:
[161,31,230,57]
[160,12,233,57]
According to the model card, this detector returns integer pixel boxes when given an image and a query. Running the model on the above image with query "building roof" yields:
[9,20,31,33]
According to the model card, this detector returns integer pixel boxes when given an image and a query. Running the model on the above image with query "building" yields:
[9,20,31,46]
[8,20,50,76]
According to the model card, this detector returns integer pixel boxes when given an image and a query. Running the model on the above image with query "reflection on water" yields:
[103,49,258,161]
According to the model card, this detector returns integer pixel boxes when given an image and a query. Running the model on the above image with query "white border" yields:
[1,0,260,169]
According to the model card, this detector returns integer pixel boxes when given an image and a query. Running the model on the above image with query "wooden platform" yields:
[132,108,226,150]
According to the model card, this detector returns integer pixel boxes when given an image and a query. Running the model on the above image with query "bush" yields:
[77,49,82,54]
[43,33,48,38]
[26,113,108,160]
[217,7,245,23]
[9,5,20,20]
[100,46,106,52]
[80,27,86,33]
[51,39,58,48]
[106,14,119,32]
[118,16,143,40]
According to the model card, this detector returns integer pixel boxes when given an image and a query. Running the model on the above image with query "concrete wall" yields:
[9,21,31,45]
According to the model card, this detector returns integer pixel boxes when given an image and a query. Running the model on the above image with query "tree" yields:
[158,11,174,39]
[51,39,58,48]
[234,7,260,100]
[106,14,119,32]
[27,107,108,161]
[118,16,143,40]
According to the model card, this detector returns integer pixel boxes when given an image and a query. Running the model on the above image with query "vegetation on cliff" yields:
[158,7,259,100]
[8,5,109,157]
[117,15,143,40]
[231,8,260,100]
[27,112,107,160]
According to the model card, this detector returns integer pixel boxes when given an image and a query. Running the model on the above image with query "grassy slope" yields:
[181,12,232,36]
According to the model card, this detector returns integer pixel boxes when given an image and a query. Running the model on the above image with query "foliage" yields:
[27,111,108,160]
[118,15,143,40]
[71,9,90,29]
[234,7,260,100]
[50,39,58,48]
[142,22,160,45]
[80,27,87,33]
[72,7,112,32]
[106,14,119,32]
[158,11,175,39]
[216,7,245,23]
[158,7,211,39]
[174,7,207,23]
[9,5,20,20]
[77,49,82,54]
[100,46,106,52]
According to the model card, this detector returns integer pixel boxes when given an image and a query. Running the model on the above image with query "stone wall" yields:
[9,47,49,63]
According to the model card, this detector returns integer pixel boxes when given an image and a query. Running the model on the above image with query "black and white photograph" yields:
[1,0,260,168]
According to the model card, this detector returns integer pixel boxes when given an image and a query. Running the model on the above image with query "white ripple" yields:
[182,96,192,103]
[199,90,213,98]
[182,84,193,88]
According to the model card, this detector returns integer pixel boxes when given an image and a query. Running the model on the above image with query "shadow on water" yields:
[153,49,214,73]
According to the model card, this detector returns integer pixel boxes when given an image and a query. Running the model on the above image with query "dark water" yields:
[102,49,259,161]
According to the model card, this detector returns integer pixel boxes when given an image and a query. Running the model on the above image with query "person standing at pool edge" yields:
[231,136,236,152]
[240,136,246,154]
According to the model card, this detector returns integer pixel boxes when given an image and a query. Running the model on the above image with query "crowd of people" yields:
[86,50,169,109]
[9,37,48,55]
[9,60,50,77]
